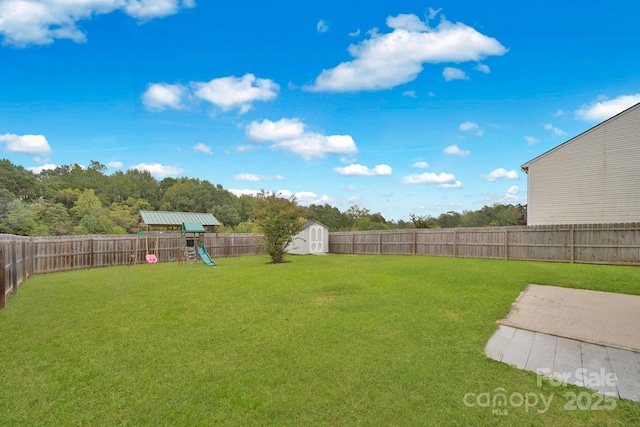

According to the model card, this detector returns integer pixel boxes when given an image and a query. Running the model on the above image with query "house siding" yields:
[524,104,640,225]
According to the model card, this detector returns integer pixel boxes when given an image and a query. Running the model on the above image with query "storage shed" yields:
[287,221,329,255]
[521,102,640,225]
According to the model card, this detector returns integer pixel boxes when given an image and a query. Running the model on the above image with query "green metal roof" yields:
[139,210,220,227]
[181,222,206,232]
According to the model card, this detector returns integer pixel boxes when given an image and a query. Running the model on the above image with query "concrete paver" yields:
[525,332,556,373]
[501,328,535,369]
[607,347,640,401]
[484,324,515,361]
[580,342,616,396]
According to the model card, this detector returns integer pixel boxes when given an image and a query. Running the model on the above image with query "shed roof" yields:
[302,220,328,229]
[520,102,640,172]
[139,210,220,227]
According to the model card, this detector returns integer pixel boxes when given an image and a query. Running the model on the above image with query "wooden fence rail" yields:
[329,223,640,265]
[2,223,640,309]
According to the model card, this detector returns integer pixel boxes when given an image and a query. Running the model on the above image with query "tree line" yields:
[0,158,526,236]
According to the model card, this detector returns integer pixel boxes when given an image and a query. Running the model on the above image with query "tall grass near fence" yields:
[1,255,639,426]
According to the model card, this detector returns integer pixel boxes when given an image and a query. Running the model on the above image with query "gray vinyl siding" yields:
[524,104,640,225]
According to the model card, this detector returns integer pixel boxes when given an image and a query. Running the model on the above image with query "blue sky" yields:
[1,1,639,221]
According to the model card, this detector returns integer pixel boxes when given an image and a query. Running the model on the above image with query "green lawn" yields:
[1,255,639,426]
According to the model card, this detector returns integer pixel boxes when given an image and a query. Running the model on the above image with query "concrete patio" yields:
[485,284,640,402]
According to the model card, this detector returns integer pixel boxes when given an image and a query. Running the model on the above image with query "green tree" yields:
[0,198,35,235]
[109,198,150,233]
[125,169,161,208]
[307,203,349,231]
[409,213,438,228]
[253,191,307,263]
[32,201,74,235]
[437,211,462,228]
[70,189,113,234]
[0,159,38,200]
[160,178,215,212]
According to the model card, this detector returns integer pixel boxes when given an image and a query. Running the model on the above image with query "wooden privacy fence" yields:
[329,223,640,265]
[0,232,264,309]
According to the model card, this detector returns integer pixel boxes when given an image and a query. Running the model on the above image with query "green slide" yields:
[196,245,217,266]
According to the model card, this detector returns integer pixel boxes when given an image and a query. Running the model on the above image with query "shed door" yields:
[309,226,323,253]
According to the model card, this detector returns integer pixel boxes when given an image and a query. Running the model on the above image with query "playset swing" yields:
[145,232,158,263]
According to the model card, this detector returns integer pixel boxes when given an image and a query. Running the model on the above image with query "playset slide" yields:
[196,245,217,266]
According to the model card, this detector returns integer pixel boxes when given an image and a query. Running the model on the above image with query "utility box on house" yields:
[288,221,329,255]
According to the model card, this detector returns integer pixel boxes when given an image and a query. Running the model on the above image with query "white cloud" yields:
[144,74,279,114]
[482,185,524,205]
[402,171,462,188]
[129,162,184,178]
[124,0,194,20]
[0,0,195,47]
[306,13,506,92]
[444,145,470,156]
[503,185,522,202]
[334,163,392,176]
[26,163,57,174]
[277,190,331,206]
[246,118,305,141]
[317,19,329,33]
[575,94,640,121]
[439,181,464,189]
[459,121,478,132]
[232,173,284,181]
[107,161,123,169]
[227,188,330,206]
[475,63,490,74]
[484,168,519,182]
[411,161,429,169]
[349,29,360,37]
[193,143,212,154]
[459,122,478,132]
[427,7,442,20]
[246,118,358,160]
[402,90,417,98]
[543,123,566,136]
[443,66,468,81]
[524,136,539,145]
[192,74,279,114]
[386,13,429,32]
[0,133,51,154]
[142,83,187,111]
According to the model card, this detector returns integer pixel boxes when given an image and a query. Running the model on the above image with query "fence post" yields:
[570,225,575,264]
[28,238,34,279]
[89,237,94,269]
[10,240,17,295]
[504,229,508,260]
[0,244,5,309]
[413,230,417,255]
[453,230,458,258]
